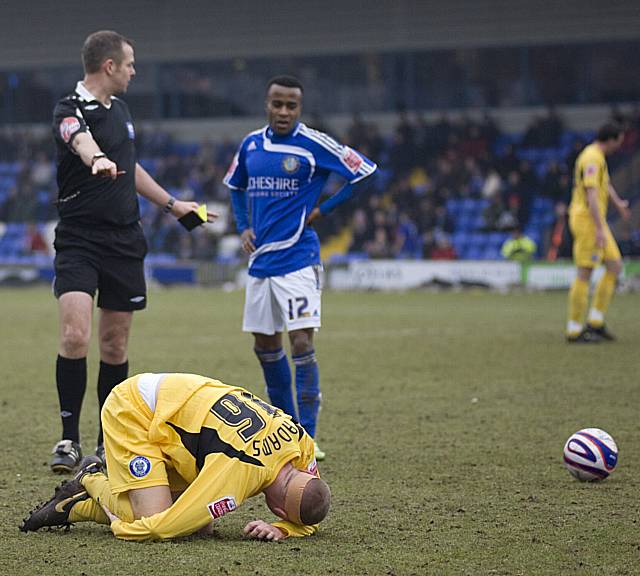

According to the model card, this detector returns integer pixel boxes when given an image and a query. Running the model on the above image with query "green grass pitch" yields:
[1,286,639,575]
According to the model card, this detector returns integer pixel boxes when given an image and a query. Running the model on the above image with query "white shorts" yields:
[243,265,323,335]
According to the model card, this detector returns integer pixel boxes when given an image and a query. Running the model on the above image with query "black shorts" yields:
[53,222,148,311]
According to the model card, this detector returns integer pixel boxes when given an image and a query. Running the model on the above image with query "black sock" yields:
[97,360,128,445]
[56,355,87,443]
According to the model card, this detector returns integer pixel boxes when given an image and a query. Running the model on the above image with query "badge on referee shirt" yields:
[282,156,300,174]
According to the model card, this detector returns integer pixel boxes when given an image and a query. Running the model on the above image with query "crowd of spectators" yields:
[1,105,639,263]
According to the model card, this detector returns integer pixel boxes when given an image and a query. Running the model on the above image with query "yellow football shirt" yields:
[569,143,610,219]
[105,373,319,541]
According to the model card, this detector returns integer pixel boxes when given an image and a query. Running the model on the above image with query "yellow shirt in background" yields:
[569,143,610,220]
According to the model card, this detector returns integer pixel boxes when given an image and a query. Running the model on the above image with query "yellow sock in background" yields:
[567,277,590,334]
[589,271,617,327]
[69,473,134,524]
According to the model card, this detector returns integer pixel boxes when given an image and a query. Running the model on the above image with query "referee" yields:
[49,30,215,473]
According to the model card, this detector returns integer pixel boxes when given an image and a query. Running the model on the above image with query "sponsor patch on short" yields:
[59,117,81,143]
[341,147,363,173]
[207,496,237,519]
[308,458,318,476]
[129,456,152,478]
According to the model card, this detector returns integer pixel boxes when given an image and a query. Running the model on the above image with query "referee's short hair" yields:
[82,30,134,74]
[596,122,623,143]
[267,75,304,94]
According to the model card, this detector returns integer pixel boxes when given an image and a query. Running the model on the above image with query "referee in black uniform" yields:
[50,30,216,473]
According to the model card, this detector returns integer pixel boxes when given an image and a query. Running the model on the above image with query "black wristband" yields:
[163,196,176,214]
[91,152,106,166]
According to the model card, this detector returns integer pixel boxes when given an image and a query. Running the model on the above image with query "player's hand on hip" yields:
[240,228,256,254]
[243,519,285,541]
[595,228,606,248]
[92,157,119,179]
[306,207,321,225]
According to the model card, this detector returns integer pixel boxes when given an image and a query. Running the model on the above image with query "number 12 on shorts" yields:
[288,297,309,320]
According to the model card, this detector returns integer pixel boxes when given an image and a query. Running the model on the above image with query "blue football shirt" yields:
[224,123,377,277]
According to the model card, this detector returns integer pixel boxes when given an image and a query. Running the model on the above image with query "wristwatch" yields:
[163,196,176,214]
[91,152,107,166]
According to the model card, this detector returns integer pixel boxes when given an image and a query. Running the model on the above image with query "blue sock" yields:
[255,348,296,418]
[293,349,321,438]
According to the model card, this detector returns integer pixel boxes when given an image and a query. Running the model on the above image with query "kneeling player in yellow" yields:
[20,373,330,541]
[566,122,630,343]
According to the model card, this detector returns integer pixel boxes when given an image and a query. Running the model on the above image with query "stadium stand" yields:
[0,106,639,267]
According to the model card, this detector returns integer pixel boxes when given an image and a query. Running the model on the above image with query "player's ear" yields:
[103,58,115,76]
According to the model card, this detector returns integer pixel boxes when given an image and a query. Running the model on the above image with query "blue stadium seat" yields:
[471,213,484,230]
[483,246,501,260]
[456,213,473,232]
[461,198,476,212]
[465,246,482,260]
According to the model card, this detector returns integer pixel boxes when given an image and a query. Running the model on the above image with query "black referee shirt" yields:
[52,82,140,228]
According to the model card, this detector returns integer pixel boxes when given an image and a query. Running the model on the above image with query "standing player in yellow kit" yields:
[566,123,630,342]
[21,373,330,541]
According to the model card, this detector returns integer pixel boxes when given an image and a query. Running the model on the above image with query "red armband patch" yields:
[59,117,81,143]
[207,496,237,519]
[584,163,598,177]
[341,147,363,174]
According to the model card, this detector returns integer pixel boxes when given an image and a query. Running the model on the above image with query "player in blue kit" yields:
[224,76,377,460]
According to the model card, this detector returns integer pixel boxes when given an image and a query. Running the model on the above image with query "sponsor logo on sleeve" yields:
[207,496,237,519]
[341,147,363,174]
[225,153,239,180]
[584,163,598,177]
[128,456,152,478]
[308,458,318,476]
[59,117,81,143]
[126,121,135,139]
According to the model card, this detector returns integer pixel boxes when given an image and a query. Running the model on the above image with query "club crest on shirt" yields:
[126,122,135,139]
[129,456,152,478]
[282,156,300,174]
[59,117,81,143]
[207,496,237,519]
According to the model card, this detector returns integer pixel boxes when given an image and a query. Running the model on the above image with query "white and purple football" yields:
[563,428,618,481]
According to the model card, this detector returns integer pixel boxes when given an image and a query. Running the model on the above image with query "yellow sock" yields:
[69,496,110,525]
[69,473,135,524]
[567,277,589,335]
[589,271,617,327]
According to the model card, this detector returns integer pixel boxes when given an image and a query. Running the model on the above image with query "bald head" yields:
[297,476,331,525]
[265,465,331,526]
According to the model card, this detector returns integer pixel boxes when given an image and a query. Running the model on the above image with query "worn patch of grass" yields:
[1,287,639,575]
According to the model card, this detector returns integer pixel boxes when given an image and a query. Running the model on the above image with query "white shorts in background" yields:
[243,265,323,335]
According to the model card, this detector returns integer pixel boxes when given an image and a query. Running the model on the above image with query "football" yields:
[563,428,618,481]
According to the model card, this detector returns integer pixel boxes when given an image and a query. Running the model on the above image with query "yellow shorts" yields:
[102,377,188,495]
[569,215,621,269]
